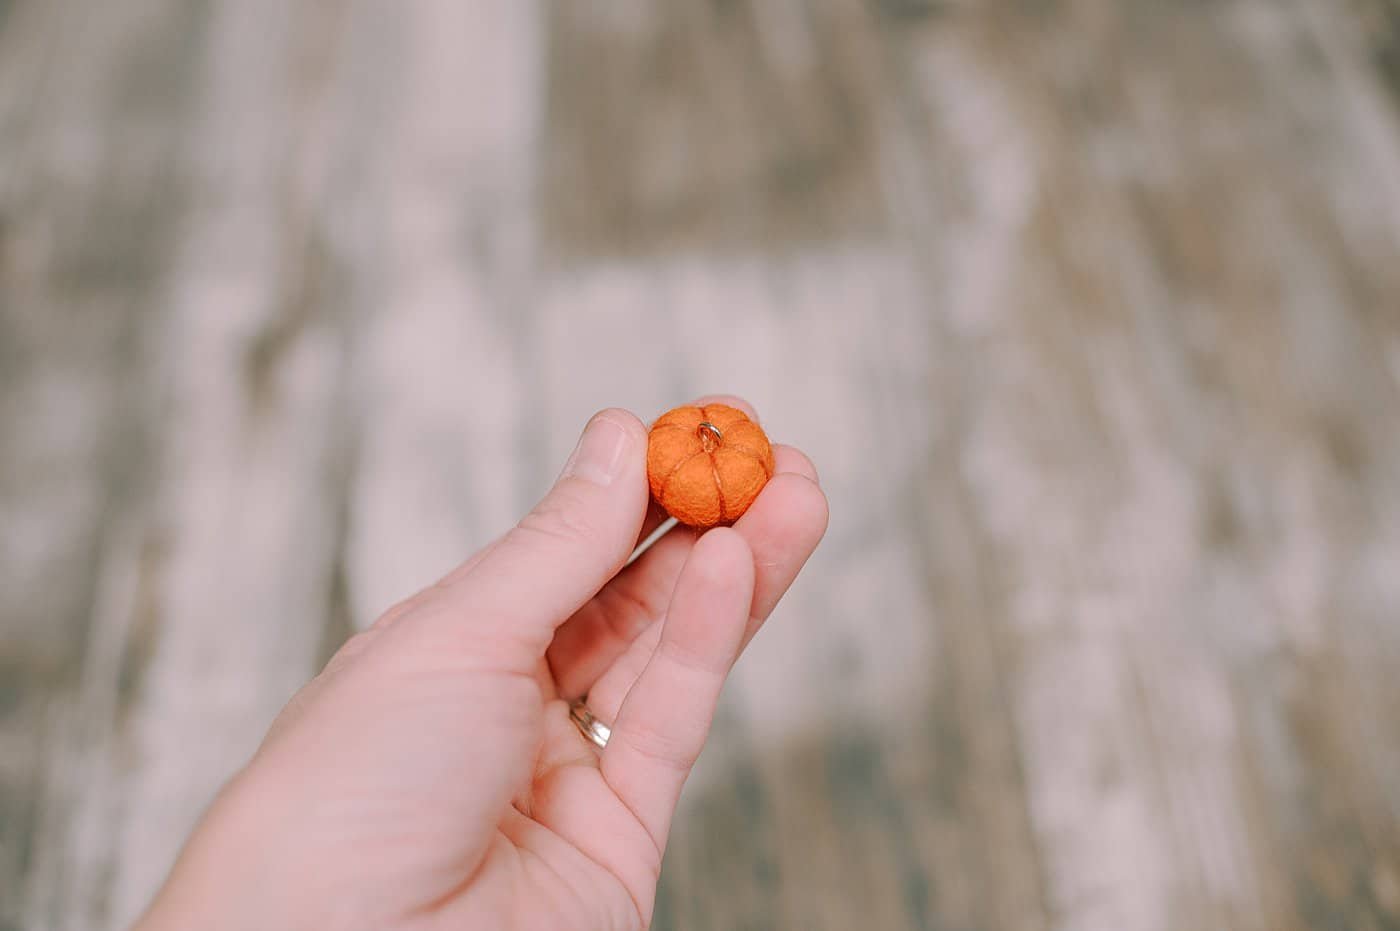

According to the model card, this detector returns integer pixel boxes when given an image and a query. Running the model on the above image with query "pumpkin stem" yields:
[697,421,722,452]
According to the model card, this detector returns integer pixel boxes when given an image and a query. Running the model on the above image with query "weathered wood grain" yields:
[3,0,1400,929]
[0,2,209,927]
[346,0,545,624]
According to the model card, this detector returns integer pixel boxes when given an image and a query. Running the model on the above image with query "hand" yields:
[136,398,828,931]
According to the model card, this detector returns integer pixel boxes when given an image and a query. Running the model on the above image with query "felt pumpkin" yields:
[647,404,775,528]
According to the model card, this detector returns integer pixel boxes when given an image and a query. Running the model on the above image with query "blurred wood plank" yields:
[88,0,374,922]
[875,2,1400,930]
[0,1,210,927]
[0,0,369,925]
[540,0,886,260]
[2,0,1400,929]
[345,0,545,625]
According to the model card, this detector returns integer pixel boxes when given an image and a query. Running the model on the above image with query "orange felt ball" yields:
[647,404,775,528]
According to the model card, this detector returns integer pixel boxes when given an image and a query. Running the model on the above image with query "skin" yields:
[135,397,828,931]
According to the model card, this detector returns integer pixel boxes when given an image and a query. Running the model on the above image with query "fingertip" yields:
[590,407,648,443]
[772,444,820,484]
[748,472,828,537]
[778,478,828,563]
[790,473,830,539]
[691,526,756,587]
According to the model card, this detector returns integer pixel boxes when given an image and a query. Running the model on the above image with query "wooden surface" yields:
[4,1,1400,929]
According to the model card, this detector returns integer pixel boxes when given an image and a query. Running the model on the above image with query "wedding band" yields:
[568,698,611,750]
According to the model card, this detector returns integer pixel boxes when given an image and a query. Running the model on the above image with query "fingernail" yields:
[562,415,630,486]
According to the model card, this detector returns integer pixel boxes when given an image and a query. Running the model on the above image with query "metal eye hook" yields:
[697,421,722,450]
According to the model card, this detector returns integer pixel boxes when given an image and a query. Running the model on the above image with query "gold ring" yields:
[568,698,611,750]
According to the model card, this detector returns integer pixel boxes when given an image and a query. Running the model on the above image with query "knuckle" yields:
[599,584,662,643]
[370,594,420,631]
[620,723,698,774]
[513,491,603,549]
[321,629,379,677]
[657,635,729,677]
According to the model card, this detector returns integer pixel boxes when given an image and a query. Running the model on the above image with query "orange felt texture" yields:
[646,404,776,528]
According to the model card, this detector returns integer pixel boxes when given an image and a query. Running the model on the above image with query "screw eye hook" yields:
[697,421,722,450]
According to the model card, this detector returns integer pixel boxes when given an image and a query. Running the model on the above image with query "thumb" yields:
[425,409,650,662]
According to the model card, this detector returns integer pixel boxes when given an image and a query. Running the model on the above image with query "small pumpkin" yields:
[647,404,775,528]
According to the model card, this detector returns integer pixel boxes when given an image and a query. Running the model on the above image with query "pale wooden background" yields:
[4,1,1400,929]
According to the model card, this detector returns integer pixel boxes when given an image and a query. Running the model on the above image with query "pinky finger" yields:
[599,528,755,853]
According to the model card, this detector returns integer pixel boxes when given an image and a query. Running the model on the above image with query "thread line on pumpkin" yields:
[700,405,742,431]
[711,455,727,523]
[657,448,709,512]
[718,442,768,471]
